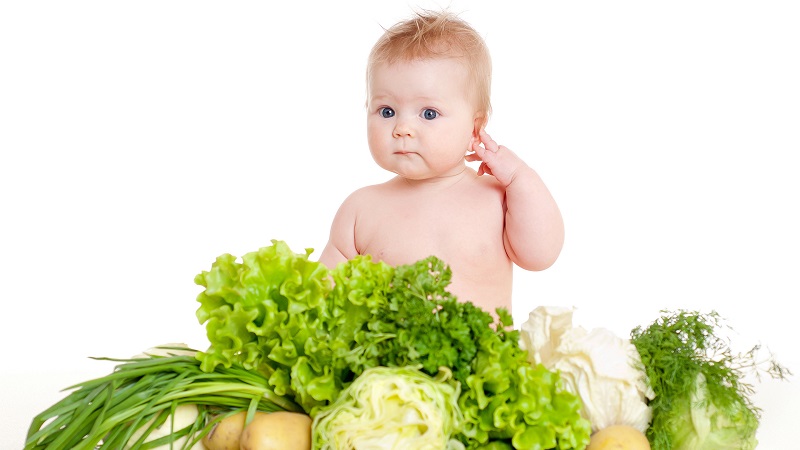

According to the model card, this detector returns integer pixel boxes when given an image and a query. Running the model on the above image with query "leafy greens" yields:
[630,310,791,450]
[194,240,591,449]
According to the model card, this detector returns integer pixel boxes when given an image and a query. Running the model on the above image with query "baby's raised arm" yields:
[468,130,565,271]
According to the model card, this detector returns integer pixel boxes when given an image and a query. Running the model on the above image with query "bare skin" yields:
[319,58,564,316]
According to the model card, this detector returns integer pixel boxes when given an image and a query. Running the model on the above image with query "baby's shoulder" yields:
[343,181,391,201]
[337,180,397,212]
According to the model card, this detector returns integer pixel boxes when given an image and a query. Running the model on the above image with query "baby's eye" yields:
[380,107,395,118]
[422,108,438,120]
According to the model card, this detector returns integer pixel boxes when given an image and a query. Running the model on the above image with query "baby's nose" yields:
[392,121,413,138]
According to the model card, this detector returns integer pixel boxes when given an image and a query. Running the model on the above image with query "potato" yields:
[586,425,651,450]
[240,411,312,450]
[202,411,247,450]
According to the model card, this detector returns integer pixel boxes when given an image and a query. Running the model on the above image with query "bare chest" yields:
[354,188,506,268]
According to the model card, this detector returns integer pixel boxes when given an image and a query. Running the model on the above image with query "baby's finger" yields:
[471,139,486,156]
[465,152,482,163]
[479,130,500,153]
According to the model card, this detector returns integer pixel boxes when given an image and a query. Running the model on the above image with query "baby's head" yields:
[366,10,492,128]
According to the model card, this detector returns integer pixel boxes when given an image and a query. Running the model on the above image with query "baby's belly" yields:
[446,262,513,315]
[363,241,513,315]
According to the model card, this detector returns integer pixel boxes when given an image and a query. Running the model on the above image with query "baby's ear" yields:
[473,116,486,138]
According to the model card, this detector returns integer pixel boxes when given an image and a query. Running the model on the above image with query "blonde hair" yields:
[367,10,492,126]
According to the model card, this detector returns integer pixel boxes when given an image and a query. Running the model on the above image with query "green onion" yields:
[25,351,301,450]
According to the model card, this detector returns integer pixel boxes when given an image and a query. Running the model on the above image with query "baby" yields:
[319,11,564,316]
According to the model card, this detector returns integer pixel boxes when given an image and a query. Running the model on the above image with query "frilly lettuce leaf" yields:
[195,240,332,409]
[458,326,591,449]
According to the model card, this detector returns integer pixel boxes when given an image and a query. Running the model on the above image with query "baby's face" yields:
[367,58,479,181]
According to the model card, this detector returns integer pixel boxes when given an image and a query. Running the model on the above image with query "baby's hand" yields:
[466,130,528,188]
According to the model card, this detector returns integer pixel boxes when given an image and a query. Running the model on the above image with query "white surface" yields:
[2,1,797,448]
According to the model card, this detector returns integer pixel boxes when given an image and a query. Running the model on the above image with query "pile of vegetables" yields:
[520,307,791,449]
[26,241,590,449]
[25,240,790,449]
[194,240,591,449]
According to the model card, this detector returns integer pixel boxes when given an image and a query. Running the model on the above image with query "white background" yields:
[2,1,798,448]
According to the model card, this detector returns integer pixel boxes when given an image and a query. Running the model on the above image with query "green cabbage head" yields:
[311,366,464,450]
[669,373,759,450]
